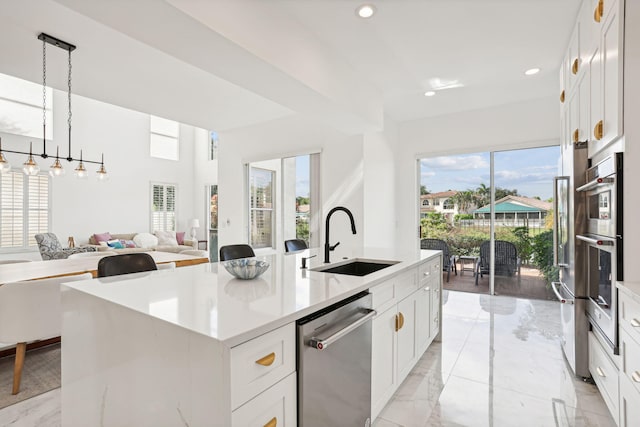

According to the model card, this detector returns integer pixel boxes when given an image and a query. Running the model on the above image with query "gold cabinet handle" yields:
[264,417,277,427]
[573,129,579,143]
[594,0,604,23]
[560,90,565,103]
[395,312,405,331]
[596,366,606,378]
[632,372,640,383]
[631,318,640,327]
[255,352,276,367]
[572,58,579,75]
[594,120,604,140]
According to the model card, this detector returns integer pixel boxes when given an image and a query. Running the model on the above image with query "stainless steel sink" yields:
[311,259,399,277]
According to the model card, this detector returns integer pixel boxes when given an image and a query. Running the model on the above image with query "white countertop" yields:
[617,281,640,300]
[61,248,440,347]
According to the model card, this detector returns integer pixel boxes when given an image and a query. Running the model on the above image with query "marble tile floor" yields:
[374,291,616,427]
[0,291,616,427]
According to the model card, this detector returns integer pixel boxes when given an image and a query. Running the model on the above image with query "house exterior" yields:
[420,191,459,222]
[472,195,551,228]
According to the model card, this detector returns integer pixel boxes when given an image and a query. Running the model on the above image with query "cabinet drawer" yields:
[370,278,395,312]
[230,323,296,409]
[619,290,640,343]
[620,328,640,396]
[232,372,297,427]
[588,331,619,418]
[418,258,438,285]
[395,270,417,301]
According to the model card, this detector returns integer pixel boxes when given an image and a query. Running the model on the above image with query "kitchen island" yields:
[60,248,442,426]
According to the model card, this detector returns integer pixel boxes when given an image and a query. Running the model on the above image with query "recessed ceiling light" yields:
[524,68,541,76]
[424,91,436,97]
[356,4,376,18]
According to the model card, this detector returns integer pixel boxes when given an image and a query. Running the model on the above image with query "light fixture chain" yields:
[42,38,47,150]
[68,49,72,146]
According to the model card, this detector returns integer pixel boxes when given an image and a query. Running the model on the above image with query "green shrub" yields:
[531,230,559,285]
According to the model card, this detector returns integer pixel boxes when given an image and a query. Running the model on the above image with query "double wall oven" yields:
[576,153,623,353]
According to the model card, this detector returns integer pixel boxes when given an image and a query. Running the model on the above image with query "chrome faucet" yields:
[324,206,357,263]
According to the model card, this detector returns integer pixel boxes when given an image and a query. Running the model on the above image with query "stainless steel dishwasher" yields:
[297,291,375,427]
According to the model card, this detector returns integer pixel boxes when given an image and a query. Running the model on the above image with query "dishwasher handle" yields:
[308,308,376,350]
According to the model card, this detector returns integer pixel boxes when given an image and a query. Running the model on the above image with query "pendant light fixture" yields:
[0,33,109,180]
[0,138,11,173]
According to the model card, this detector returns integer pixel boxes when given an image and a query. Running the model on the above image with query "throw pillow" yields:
[123,239,137,248]
[94,232,112,243]
[154,230,178,247]
[176,231,185,245]
[98,241,109,247]
[133,232,158,249]
[107,239,125,249]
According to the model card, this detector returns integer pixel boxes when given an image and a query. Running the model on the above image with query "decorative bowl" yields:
[222,258,270,280]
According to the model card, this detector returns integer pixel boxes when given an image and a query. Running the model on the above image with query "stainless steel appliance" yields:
[576,152,623,353]
[552,142,590,378]
[297,291,375,427]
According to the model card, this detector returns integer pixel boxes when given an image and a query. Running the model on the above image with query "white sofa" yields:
[87,232,197,254]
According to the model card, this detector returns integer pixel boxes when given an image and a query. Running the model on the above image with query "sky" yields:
[420,145,560,201]
[296,155,310,198]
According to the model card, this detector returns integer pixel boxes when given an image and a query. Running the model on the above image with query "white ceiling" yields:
[0,0,581,134]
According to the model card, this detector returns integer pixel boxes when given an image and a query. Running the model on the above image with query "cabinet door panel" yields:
[600,0,623,146]
[416,284,432,356]
[371,306,397,419]
[397,294,417,383]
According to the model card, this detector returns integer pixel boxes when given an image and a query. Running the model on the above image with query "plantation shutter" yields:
[0,171,50,249]
[151,183,176,232]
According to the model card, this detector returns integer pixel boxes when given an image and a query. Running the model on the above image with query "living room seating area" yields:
[87,231,197,254]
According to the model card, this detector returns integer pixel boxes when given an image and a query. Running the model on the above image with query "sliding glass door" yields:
[419,145,559,300]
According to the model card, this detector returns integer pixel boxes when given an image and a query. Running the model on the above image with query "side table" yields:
[458,256,478,276]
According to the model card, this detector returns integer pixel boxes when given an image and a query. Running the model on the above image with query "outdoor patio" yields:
[442,259,556,301]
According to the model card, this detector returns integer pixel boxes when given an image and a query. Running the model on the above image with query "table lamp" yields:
[190,219,200,240]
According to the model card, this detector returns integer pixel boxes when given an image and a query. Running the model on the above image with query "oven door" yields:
[578,234,618,353]
[585,183,616,238]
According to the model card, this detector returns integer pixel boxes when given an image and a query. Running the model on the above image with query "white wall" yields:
[192,127,218,241]
[395,97,561,252]
[216,114,364,260]
[363,117,397,249]
[0,89,199,258]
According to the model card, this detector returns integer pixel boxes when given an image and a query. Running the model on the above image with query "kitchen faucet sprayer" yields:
[324,206,357,263]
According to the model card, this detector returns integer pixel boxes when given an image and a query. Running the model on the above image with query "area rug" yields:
[0,344,60,409]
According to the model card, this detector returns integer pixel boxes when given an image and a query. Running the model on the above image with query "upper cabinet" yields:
[560,0,624,159]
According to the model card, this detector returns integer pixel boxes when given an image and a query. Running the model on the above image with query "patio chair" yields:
[475,240,521,286]
[34,233,97,260]
[219,244,255,261]
[420,238,457,282]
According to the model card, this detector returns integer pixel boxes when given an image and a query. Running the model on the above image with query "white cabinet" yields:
[589,331,619,425]
[230,322,296,409]
[232,372,297,427]
[599,0,623,149]
[618,288,640,426]
[561,0,623,158]
[371,304,399,418]
[397,291,418,381]
[370,255,442,420]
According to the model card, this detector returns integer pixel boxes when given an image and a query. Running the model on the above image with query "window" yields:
[1,171,49,249]
[209,131,219,160]
[151,183,176,232]
[0,72,53,139]
[434,199,440,206]
[443,199,454,210]
[249,167,275,249]
[150,115,179,160]
[422,199,429,206]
